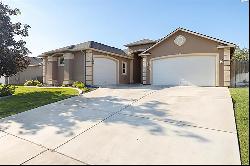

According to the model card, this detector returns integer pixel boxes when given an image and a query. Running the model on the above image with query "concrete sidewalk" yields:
[0,86,241,165]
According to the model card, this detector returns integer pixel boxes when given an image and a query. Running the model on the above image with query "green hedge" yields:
[72,81,85,89]
[0,84,15,97]
[24,80,42,86]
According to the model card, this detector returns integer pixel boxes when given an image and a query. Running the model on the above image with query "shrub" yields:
[81,87,91,93]
[72,81,85,89]
[36,83,43,87]
[24,80,42,86]
[0,84,15,97]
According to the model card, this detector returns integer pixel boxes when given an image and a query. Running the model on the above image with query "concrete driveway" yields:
[0,86,240,165]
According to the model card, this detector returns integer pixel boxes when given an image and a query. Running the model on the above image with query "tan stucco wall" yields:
[43,51,85,85]
[145,31,226,86]
[43,50,130,85]
[218,48,225,86]
[57,66,64,85]
[46,58,58,85]
[92,50,131,84]
[73,51,85,82]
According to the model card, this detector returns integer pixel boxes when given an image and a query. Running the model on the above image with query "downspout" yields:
[80,50,86,84]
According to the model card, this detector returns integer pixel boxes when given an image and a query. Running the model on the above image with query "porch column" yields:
[85,50,93,85]
[130,59,134,83]
[42,57,48,84]
[63,53,74,85]
[142,56,147,84]
[224,48,231,87]
[47,56,58,85]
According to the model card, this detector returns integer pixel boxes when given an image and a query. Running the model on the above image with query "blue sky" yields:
[3,0,249,57]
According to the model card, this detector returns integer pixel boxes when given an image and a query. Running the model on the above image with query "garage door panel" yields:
[93,57,117,85]
[152,56,216,86]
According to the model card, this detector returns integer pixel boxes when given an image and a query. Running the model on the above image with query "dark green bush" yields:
[0,84,15,97]
[24,80,42,86]
[72,81,85,89]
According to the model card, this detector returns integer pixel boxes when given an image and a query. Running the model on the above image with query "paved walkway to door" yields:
[0,86,241,165]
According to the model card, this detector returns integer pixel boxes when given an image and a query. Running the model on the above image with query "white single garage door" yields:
[93,57,117,85]
[152,56,216,86]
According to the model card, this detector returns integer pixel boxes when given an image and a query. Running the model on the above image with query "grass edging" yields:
[0,95,77,121]
[0,86,96,119]
[230,88,249,165]
[0,87,97,120]
[231,97,243,165]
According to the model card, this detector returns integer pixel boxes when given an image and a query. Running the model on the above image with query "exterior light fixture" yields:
[219,59,224,64]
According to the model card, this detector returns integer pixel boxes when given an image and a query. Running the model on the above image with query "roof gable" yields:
[140,27,235,55]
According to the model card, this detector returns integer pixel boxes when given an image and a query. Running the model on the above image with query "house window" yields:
[58,57,64,66]
[122,62,127,75]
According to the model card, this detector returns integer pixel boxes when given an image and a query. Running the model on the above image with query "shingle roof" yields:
[124,39,157,47]
[28,57,43,66]
[41,41,127,56]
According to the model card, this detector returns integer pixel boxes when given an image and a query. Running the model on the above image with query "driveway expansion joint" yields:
[53,89,159,151]
[55,151,89,165]
[0,129,50,150]
[20,149,48,165]
[0,133,8,140]
[117,112,237,134]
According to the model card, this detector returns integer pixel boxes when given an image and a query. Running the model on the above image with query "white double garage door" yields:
[151,55,218,86]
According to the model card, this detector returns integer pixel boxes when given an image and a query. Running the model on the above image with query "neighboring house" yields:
[39,27,235,87]
[6,57,43,85]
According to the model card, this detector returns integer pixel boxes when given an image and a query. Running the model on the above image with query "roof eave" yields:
[124,41,157,47]
[139,53,151,56]
[39,48,131,59]
[217,45,236,49]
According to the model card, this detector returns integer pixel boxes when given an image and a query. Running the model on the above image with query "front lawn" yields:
[230,88,249,165]
[0,86,79,119]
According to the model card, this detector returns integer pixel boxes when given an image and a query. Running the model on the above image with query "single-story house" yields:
[39,27,235,87]
[5,57,43,85]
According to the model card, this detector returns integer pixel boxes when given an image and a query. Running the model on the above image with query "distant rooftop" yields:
[28,57,42,66]
[124,39,157,47]
[41,41,127,56]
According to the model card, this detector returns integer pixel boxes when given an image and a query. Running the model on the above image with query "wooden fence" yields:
[231,60,249,87]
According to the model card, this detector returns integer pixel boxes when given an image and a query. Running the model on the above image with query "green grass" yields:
[230,88,249,165]
[0,86,79,119]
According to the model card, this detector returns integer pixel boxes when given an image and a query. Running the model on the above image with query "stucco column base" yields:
[63,80,74,85]
[47,80,58,85]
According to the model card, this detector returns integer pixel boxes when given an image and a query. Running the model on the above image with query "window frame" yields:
[122,61,127,75]
[58,56,65,66]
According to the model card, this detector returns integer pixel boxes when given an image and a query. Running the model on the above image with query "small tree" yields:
[0,2,31,77]
[232,46,249,61]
